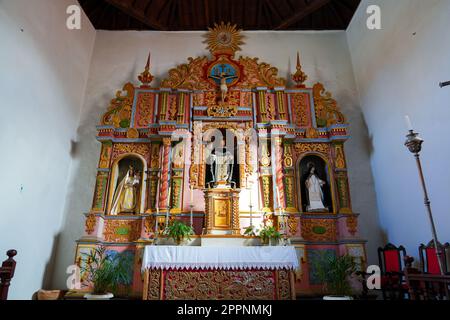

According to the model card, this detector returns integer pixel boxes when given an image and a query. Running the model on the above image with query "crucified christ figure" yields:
[209,72,238,102]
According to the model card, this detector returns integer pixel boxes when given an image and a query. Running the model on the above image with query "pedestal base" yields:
[204,187,240,235]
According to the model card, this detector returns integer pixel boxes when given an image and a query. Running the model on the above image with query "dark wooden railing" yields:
[404,256,450,300]
[0,250,17,300]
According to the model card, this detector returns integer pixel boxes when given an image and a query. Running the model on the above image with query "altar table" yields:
[142,246,298,300]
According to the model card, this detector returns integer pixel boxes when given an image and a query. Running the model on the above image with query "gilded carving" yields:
[261,176,272,210]
[207,101,238,117]
[305,127,319,139]
[277,270,292,300]
[284,176,295,209]
[294,143,329,156]
[335,144,346,169]
[283,144,293,168]
[101,83,134,128]
[135,93,155,127]
[103,220,140,242]
[292,93,309,127]
[313,83,346,127]
[92,171,108,211]
[112,143,150,161]
[238,56,286,88]
[260,143,271,167]
[85,214,96,235]
[144,270,161,300]
[161,270,279,300]
[161,56,215,90]
[150,143,160,168]
[346,215,358,236]
[292,52,308,87]
[126,128,139,139]
[301,219,337,242]
[287,215,298,235]
[144,216,155,234]
[203,22,244,55]
[99,142,112,168]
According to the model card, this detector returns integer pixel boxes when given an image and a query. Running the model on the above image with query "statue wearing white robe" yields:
[110,167,140,215]
[209,149,234,184]
[305,166,327,212]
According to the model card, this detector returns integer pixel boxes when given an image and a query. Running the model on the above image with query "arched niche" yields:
[107,154,147,215]
[203,128,241,189]
[298,154,334,213]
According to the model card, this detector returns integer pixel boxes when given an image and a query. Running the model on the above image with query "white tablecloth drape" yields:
[142,246,299,271]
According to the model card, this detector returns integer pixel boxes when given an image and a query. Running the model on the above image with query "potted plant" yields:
[164,220,194,245]
[243,225,258,237]
[258,226,282,246]
[81,246,133,300]
[315,253,357,300]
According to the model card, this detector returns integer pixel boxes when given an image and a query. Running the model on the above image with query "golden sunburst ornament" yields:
[204,22,244,55]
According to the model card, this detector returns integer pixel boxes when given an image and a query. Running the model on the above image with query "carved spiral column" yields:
[273,136,285,208]
[158,138,172,210]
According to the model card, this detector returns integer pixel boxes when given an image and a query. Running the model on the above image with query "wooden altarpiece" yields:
[74,23,366,298]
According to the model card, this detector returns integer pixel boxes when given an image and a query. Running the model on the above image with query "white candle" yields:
[276,186,282,211]
[190,186,194,228]
[405,115,413,131]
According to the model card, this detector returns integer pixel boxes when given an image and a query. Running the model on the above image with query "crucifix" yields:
[209,72,238,102]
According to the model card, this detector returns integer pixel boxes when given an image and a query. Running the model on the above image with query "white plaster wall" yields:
[0,0,95,299]
[347,0,450,261]
[51,30,382,289]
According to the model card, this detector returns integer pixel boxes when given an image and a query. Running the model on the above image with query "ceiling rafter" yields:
[104,0,167,30]
[79,0,360,31]
[275,0,332,30]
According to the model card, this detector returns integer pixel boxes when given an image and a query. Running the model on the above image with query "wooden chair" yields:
[377,243,408,300]
[404,256,450,300]
[419,240,450,275]
[0,250,17,300]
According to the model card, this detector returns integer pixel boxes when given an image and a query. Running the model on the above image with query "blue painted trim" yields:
[130,90,138,128]
[309,90,317,128]
[252,92,257,128]
[153,94,159,125]
[193,116,253,121]
[287,94,293,124]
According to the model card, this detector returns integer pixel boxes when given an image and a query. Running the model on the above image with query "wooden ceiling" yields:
[79,0,361,31]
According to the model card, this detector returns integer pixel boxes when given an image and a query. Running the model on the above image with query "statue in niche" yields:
[305,163,328,212]
[110,165,141,215]
[208,138,234,187]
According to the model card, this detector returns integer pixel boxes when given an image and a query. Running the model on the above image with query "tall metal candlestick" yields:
[248,179,254,228]
[405,128,445,275]
[154,170,161,235]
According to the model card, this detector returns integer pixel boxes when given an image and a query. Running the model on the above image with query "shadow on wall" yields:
[42,233,61,292]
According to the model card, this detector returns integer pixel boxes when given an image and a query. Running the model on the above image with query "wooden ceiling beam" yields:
[275,0,331,30]
[103,0,167,30]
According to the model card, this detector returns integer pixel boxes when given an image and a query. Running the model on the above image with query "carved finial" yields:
[138,52,154,87]
[292,51,307,88]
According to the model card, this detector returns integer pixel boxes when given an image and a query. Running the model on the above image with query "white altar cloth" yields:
[142,246,299,271]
